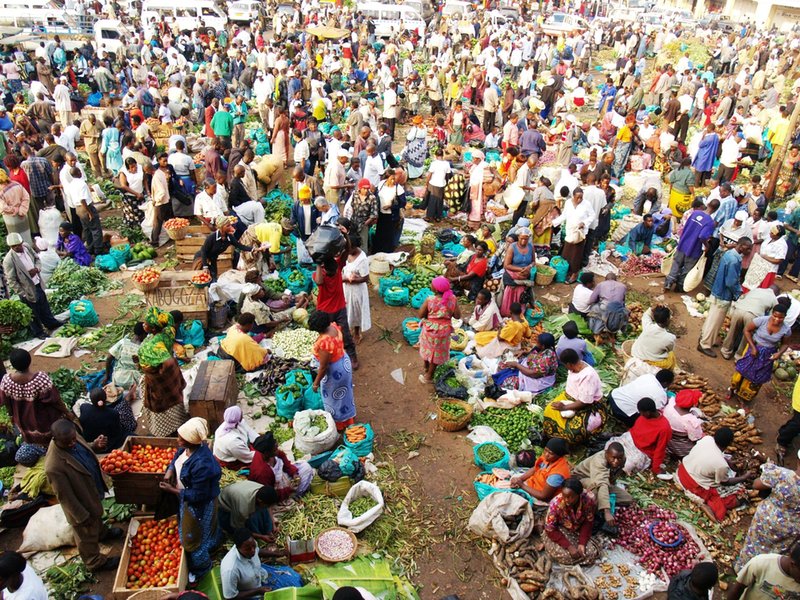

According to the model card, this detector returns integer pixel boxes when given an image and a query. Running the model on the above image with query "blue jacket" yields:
[711,249,743,302]
[290,201,321,240]
[170,443,221,506]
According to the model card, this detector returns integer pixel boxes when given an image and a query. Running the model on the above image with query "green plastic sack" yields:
[474,471,534,503]
[302,384,324,411]
[473,442,510,471]
[329,445,360,476]
[109,243,132,266]
[525,301,545,326]
[280,268,312,295]
[549,256,570,283]
[343,422,374,457]
[94,253,120,272]
[69,299,99,327]
[383,287,409,307]
[178,320,205,347]
[410,288,433,309]
[264,585,323,600]
[195,566,224,600]
[276,370,313,419]
[378,276,403,296]
[402,318,421,345]
[392,268,415,285]
[542,313,592,337]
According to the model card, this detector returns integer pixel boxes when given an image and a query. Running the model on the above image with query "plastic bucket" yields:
[369,258,391,287]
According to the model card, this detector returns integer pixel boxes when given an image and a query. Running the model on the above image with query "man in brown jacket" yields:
[44,419,122,571]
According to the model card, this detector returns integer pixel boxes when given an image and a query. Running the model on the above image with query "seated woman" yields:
[444,235,476,277]
[627,305,676,382]
[498,333,559,394]
[213,406,258,469]
[218,481,279,541]
[105,322,146,391]
[248,433,312,500]
[468,289,502,332]
[219,313,270,372]
[510,437,571,505]
[613,398,673,475]
[448,241,489,301]
[79,388,125,450]
[543,478,601,566]
[476,302,532,360]
[556,321,595,366]
[476,223,498,255]
[664,390,705,458]
[220,528,302,600]
[569,272,595,318]
[55,221,91,266]
[543,349,605,445]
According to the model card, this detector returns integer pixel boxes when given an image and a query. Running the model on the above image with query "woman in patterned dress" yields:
[543,478,601,565]
[0,348,71,445]
[136,307,188,437]
[735,460,800,571]
[417,276,461,384]
[309,311,356,431]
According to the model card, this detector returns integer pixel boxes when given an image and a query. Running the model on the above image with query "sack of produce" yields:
[392,268,415,285]
[467,491,534,543]
[434,366,468,400]
[17,504,75,553]
[525,301,545,326]
[109,243,132,267]
[304,225,347,264]
[178,320,206,347]
[280,268,312,295]
[276,370,313,419]
[451,329,468,351]
[337,480,385,533]
[473,442,510,470]
[402,318,421,345]
[343,423,374,456]
[293,409,338,455]
[95,253,120,272]
[383,286,409,307]
[69,299,99,327]
[378,276,403,296]
[328,445,361,476]
[410,288,433,309]
[310,474,353,496]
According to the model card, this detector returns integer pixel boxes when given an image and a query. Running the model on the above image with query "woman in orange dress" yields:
[308,311,355,431]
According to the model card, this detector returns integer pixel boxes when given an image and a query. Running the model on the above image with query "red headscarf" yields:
[675,390,702,409]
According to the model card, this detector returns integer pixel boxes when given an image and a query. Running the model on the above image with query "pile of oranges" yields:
[191,271,212,285]
[100,444,175,475]
[126,518,182,589]
[131,267,161,286]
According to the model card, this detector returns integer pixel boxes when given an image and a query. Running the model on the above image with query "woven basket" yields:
[166,225,189,241]
[132,278,160,293]
[535,265,556,286]
[314,527,358,562]
[437,399,473,432]
[127,589,172,600]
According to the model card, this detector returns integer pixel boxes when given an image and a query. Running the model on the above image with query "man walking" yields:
[697,237,752,357]
[44,419,122,572]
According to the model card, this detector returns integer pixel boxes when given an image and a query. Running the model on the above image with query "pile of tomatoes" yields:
[100,444,174,475]
[191,271,212,285]
[131,267,160,286]
[163,217,190,231]
[126,518,182,589]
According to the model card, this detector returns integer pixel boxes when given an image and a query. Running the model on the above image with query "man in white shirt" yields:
[293,132,310,170]
[52,76,72,129]
[60,119,80,154]
[382,81,398,139]
[555,164,580,197]
[194,179,227,228]
[360,144,385,189]
[716,132,744,184]
[609,370,674,427]
[66,167,103,255]
[482,80,499,134]
[168,140,197,192]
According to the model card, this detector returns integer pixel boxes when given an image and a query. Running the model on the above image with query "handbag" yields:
[682,253,707,292]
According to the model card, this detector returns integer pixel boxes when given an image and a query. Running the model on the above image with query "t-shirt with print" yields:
[736,554,800,600]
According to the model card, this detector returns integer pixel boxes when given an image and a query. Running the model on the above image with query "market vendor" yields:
[248,433,309,500]
[475,302,532,360]
[55,221,91,266]
[212,406,258,469]
[309,310,356,431]
[510,437,571,504]
[616,398,672,475]
[624,213,655,255]
[664,390,705,458]
[195,216,259,281]
[728,544,800,600]
[585,273,629,344]
[443,235,476,275]
[630,306,677,371]
[677,428,752,523]
[543,478,601,565]
[468,289,502,332]
[104,322,146,391]
[498,333,559,394]
[448,241,489,301]
[667,562,719,600]
[220,529,302,600]
[608,369,673,427]
[572,443,632,529]
[542,349,606,445]
[555,321,595,366]
[218,481,279,541]
[219,313,270,372]
[239,278,308,334]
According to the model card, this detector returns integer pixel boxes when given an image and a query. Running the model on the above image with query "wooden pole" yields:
[765,100,800,201]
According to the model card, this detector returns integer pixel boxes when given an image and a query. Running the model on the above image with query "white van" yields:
[141,0,227,36]
[356,2,425,38]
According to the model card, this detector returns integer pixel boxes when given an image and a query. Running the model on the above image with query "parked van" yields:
[356,2,425,38]
[141,0,227,36]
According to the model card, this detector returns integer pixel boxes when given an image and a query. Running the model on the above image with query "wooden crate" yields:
[144,272,209,327]
[112,515,188,599]
[109,436,178,506]
[188,360,238,433]
[174,225,232,272]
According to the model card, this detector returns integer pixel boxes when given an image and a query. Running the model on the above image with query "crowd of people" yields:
[0,0,800,597]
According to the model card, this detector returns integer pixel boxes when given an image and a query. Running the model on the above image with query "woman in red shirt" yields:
[248,432,300,501]
[449,241,489,301]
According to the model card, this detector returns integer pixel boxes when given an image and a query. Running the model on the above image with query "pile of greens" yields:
[0,299,33,358]
[51,368,87,408]
[47,258,120,313]
[45,559,96,600]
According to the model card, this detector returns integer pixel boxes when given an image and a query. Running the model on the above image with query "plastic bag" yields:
[337,480,385,533]
[69,299,99,327]
[109,243,132,267]
[410,288,433,309]
[383,287,410,306]
[178,320,205,347]
[38,206,62,246]
[525,301,545,326]
[317,460,344,482]
[293,409,338,455]
[458,355,488,381]
[392,268,415,285]
[683,254,707,292]
[402,318,421,345]
[343,423,374,457]
[473,442,511,470]
[434,367,468,399]
[277,370,313,420]
[304,225,347,264]
[18,504,75,554]
[660,247,676,276]
[467,492,534,543]
[280,268,312,295]
[378,276,403,296]
[441,242,465,257]
[329,445,361,476]
[549,256,570,283]
[473,472,534,504]
[466,426,507,446]
[95,253,120,272]
[302,385,324,411]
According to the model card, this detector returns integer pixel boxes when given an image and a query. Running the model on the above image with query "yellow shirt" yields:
[768,116,790,147]
[220,325,268,371]
[617,125,633,144]
[792,376,800,412]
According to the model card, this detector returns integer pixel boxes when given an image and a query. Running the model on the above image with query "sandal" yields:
[776,444,787,467]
